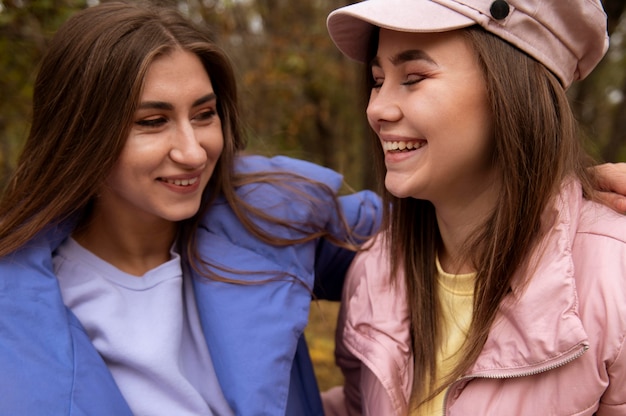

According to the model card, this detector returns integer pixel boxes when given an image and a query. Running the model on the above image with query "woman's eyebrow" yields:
[192,92,217,107]
[371,49,437,68]
[138,93,216,110]
[138,101,174,110]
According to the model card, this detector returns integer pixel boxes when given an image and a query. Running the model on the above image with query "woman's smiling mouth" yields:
[382,140,426,152]
[159,176,199,186]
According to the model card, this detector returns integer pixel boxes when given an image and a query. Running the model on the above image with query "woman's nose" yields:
[367,86,403,125]
[169,123,207,167]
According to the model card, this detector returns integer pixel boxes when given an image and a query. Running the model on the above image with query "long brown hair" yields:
[0,2,357,279]
[366,26,597,408]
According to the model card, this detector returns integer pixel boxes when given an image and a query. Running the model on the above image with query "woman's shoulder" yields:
[234,154,344,190]
[340,233,412,392]
[344,233,403,305]
[576,198,626,244]
[349,234,390,277]
[569,197,626,408]
[555,178,626,243]
[560,184,626,303]
[231,155,344,215]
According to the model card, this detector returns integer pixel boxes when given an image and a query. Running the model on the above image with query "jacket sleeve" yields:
[320,242,370,416]
[314,190,382,301]
[598,332,626,415]
[598,237,626,414]
[322,235,410,416]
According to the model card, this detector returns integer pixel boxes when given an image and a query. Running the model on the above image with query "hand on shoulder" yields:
[591,162,626,214]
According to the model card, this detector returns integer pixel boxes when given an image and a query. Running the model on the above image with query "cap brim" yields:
[327,0,475,63]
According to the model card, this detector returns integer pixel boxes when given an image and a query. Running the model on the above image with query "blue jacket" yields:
[0,155,381,416]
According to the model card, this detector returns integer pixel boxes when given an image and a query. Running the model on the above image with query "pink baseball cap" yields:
[327,0,609,88]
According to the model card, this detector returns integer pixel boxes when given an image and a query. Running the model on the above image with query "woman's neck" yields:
[436,217,479,275]
[434,182,500,275]
[72,207,177,277]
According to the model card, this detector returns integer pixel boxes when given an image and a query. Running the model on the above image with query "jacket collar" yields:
[469,180,588,376]
[0,221,132,415]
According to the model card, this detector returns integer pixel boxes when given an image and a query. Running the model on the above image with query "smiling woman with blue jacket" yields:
[0,2,381,415]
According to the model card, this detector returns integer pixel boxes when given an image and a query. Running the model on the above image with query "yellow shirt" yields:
[414,256,475,416]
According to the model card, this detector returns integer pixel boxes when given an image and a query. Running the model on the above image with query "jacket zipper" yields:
[441,342,589,415]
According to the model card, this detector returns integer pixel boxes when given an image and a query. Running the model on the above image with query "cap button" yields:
[490,0,510,20]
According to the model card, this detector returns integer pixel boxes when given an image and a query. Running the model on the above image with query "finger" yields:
[594,190,626,215]
[593,162,626,193]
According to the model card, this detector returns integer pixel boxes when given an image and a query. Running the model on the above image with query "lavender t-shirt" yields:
[53,237,233,416]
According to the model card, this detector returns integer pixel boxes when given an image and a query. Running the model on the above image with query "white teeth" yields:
[163,177,199,186]
[383,141,425,151]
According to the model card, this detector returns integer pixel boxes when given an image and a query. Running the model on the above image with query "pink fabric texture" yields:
[323,181,626,415]
[326,0,609,88]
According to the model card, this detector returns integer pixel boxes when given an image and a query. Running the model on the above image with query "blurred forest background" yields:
[2,0,626,391]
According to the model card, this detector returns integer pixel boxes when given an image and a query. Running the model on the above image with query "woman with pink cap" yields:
[324,0,626,414]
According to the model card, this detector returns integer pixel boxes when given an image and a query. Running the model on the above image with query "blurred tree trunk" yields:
[604,0,626,33]
[214,0,375,189]
[600,0,626,162]
[0,116,10,189]
[603,73,626,162]
[0,0,86,191]
[571,0,626,163]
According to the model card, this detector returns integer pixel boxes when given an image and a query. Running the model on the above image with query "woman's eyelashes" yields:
[134,108,217,129]
[136,117,167,128]
[372,77,384,89]
[193,109,217,124]
[371,73,426,89]
[402,74,425,85]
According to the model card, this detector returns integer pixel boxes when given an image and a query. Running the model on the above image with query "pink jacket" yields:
[323,182,626,416]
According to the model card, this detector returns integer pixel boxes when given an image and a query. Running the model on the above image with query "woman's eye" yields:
[136,117,166,128]
[194,109,216,123]
[403,74,425,86]
[372,76,384,89]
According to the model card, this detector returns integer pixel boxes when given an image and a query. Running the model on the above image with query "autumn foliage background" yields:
[2,0,626,391]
